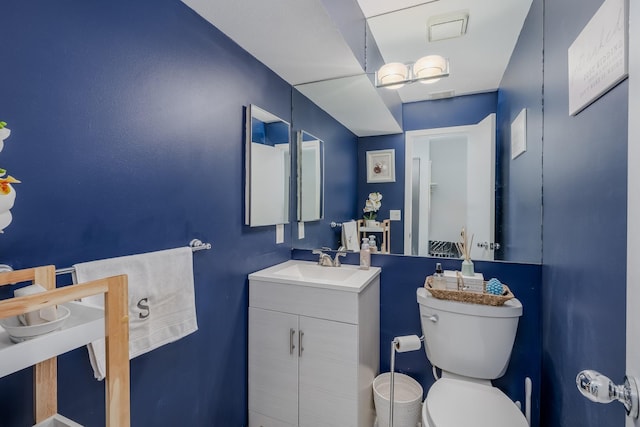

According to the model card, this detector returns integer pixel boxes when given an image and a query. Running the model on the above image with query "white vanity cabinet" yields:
[248,260,380,427]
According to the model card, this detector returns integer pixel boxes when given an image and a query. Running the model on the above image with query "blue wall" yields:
[541,0,628,425]
[0,1,300,425]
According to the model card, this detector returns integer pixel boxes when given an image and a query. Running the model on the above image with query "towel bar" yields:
[0,239,212,276]
[53,239,212,276]
[330,221,356,229]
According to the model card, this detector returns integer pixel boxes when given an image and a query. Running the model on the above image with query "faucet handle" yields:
[334,251,347,267]
[312,249,330,266]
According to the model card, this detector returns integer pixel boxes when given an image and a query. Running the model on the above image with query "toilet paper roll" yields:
[394,335,422,353]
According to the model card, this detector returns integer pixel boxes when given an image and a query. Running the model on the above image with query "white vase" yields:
[365,219,379,227]
[461,259,474,276]
[0,185,16,213]
[0,211,12,232]
[0,185,16,232]
[0,127,10,153]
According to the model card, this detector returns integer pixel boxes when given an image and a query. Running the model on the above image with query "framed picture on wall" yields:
[366,149,396,183]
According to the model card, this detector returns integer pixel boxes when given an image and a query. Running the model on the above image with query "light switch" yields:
[276,224,284,244]
[298,222,305,239]
[390,210,402,221]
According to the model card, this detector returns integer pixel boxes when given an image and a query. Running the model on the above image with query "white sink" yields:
[275,263,359,281]
[249,260,380,292]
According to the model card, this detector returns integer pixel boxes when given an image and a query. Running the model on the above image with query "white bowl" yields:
[0,305,71,343]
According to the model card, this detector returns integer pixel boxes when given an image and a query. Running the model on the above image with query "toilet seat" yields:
[423,378,528,427]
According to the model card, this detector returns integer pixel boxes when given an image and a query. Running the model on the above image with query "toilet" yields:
[417,287,528,427]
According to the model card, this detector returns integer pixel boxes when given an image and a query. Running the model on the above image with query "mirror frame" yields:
[245,104,291,227]
[297,130,325,222]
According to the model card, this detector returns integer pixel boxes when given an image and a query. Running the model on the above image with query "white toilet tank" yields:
[416,287,523,380]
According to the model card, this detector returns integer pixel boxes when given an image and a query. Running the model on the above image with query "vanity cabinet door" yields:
[298,315,358,427]
[249,307,299,426]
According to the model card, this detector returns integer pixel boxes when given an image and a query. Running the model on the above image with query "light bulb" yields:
[377,62,409,89]
[413,55,447,84]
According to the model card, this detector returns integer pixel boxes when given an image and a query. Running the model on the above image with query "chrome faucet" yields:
[312,249,334,266]
[333,251,346,267]
[312,249,346,267]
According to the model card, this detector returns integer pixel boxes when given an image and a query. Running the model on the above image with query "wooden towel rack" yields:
[0,265,130,426]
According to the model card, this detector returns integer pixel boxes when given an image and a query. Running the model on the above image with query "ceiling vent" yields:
[428,90,456,100]
[428,11,469,42]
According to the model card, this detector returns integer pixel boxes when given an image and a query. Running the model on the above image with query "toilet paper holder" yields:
[388,334,424,427]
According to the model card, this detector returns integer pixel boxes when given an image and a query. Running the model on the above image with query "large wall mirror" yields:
[245,104,291,227]
[297,130,324,222]
[290,0,543,264]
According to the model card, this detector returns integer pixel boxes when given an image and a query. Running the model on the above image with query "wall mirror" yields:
[245,104,291,227]
[290,0,543,264]
[297,130,324,222]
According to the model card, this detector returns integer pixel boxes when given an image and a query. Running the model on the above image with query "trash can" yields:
[373,372,423,427]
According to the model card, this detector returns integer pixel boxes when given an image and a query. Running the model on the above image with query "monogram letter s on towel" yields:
[137,298,150,319]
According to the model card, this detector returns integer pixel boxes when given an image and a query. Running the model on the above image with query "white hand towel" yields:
[342,221,359,252]
[74,247,198,380]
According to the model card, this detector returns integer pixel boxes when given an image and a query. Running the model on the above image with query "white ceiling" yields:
[181,0,533,136]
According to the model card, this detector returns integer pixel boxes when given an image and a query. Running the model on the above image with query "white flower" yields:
[0,127,10,141]
[368,192,382,203]
[363,192,383,219]
[364,199,377,213]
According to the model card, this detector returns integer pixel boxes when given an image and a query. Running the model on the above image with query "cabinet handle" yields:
[290,328,296,355]
[298,330,304,357]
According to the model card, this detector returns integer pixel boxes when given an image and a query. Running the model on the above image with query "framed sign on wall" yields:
[366,149,396,183]
[568,0,628,116]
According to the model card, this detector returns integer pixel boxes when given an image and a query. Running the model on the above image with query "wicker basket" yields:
[424,276,514,306]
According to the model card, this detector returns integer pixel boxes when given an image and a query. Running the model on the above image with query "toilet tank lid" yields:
[416,287,522,318]
[425,378,528,427]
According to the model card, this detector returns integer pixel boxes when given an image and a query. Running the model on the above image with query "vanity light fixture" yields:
[375,55,449,89]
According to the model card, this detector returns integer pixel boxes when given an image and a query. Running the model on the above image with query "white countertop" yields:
[249,260,381,293]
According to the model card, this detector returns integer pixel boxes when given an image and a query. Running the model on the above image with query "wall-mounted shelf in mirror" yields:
[297,130,324,222]
[245,105,291,227]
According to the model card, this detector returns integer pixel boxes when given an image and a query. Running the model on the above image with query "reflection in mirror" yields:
[297,131,324,222]
[290,0,542,263]
[245,105,290,227]
[405,115,496,261]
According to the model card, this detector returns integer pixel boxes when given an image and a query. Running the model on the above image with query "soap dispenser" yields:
[359,238,370,270]
[368,235,377,253]
[432,262,446,290]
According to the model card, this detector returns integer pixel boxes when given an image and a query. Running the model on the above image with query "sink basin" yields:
[275,263,359,282]
[249,260,380,292]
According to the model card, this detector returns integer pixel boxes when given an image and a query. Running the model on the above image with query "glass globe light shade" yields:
[377,62,409,89]
[413,55,448,84]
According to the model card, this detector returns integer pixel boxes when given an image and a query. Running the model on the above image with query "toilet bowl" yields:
[417,287,528,427]
[421,378,528,426]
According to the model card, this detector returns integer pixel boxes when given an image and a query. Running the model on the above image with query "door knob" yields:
[576,370,639,418]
